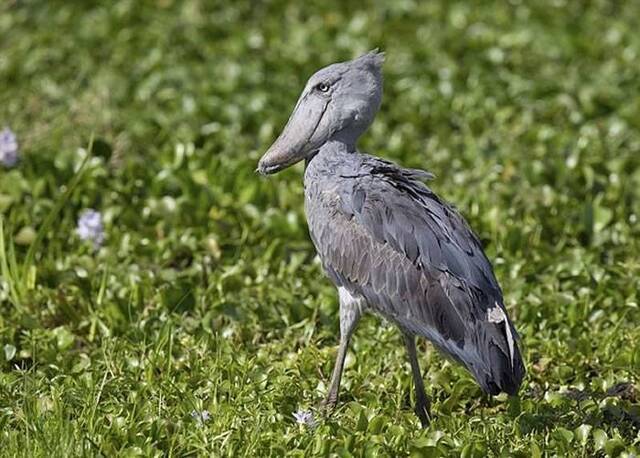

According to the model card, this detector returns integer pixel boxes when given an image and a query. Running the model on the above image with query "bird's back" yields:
[304,146,525,395]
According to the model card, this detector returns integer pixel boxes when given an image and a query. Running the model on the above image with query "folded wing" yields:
[306,156,525,395]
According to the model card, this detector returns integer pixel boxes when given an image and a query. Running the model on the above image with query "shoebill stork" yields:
[257,50,525,426]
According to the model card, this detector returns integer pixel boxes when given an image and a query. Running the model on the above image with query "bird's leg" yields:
[323,288,362,410]
[323,335,349,410]
[403,333,431,427]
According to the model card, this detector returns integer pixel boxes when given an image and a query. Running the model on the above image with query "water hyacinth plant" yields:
[0,127,19,167]
[190,410,211,428]
[292,409,317,428]
[76,209,105,248]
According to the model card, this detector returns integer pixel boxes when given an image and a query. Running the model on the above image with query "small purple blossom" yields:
[293,409,316,428]
[76,209,105,247]
[191,410,210,427]
[0,127,19,167]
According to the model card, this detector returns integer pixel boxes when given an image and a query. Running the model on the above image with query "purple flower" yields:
[191,410,210,427]
[0,127,19,167]
[76,209,105,248]
[293,409,316,428]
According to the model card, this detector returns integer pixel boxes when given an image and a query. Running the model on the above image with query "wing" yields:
[306,155,524,395]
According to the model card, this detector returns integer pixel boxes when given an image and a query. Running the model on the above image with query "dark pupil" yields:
[317,83,329,92]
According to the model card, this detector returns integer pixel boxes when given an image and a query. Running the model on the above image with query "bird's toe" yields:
[414,404,431,428]
[320,394,339,413]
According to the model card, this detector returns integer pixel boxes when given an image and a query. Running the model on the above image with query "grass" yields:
[1,0,639,456]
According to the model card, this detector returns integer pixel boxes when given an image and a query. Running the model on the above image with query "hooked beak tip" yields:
[257,163,284,176]
[256,159,277,176]
[257,149,292,175]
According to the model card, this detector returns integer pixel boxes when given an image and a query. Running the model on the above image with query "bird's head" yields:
[257,50,384,175]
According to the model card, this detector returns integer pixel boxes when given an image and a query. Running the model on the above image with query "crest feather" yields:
[354,49,385,71]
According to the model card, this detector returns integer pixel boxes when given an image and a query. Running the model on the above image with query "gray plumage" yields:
[258,50,525,426]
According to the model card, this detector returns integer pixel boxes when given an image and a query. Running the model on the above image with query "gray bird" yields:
[257,50,525,426]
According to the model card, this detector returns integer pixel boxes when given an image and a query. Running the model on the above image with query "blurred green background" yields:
[0,0,639,456]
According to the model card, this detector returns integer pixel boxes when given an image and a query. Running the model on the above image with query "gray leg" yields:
[323,287,363,410]
[403,333,431,427]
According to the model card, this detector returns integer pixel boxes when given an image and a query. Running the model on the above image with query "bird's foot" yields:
[320,394,338,413]
[414,398,432,428]
[415,405,431,428]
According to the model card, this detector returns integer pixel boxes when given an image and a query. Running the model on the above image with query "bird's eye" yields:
[315,82,330,92]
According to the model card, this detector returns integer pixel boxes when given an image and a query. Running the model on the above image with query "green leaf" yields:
[356,408,368,432]
[530,443,541,458]
[593,196,613,233]
[367,415,385,434]
[54,327,75,351]
[3,344,16,361]
[575,424,592,446]
[593,429,608,450]
[604,438,626,457]
[554,427,574,444]
[14,226,36,245]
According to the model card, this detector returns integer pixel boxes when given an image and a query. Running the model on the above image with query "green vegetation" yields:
[1,0,639,456]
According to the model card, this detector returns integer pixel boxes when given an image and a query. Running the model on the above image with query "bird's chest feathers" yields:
[304,183,345,227]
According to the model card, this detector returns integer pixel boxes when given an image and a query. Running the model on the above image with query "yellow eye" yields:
[315,82,330,92]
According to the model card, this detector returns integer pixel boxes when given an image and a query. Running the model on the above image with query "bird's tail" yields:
[466,314,526,396]
[477,336,525,395]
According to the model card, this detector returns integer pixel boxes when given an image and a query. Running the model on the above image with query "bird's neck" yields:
[320,138,355,155]
[304,138,360,183]
[306,124,365,167]
[305,139,352,171]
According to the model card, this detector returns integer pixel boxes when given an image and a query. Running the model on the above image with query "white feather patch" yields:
[487,303,515,366]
